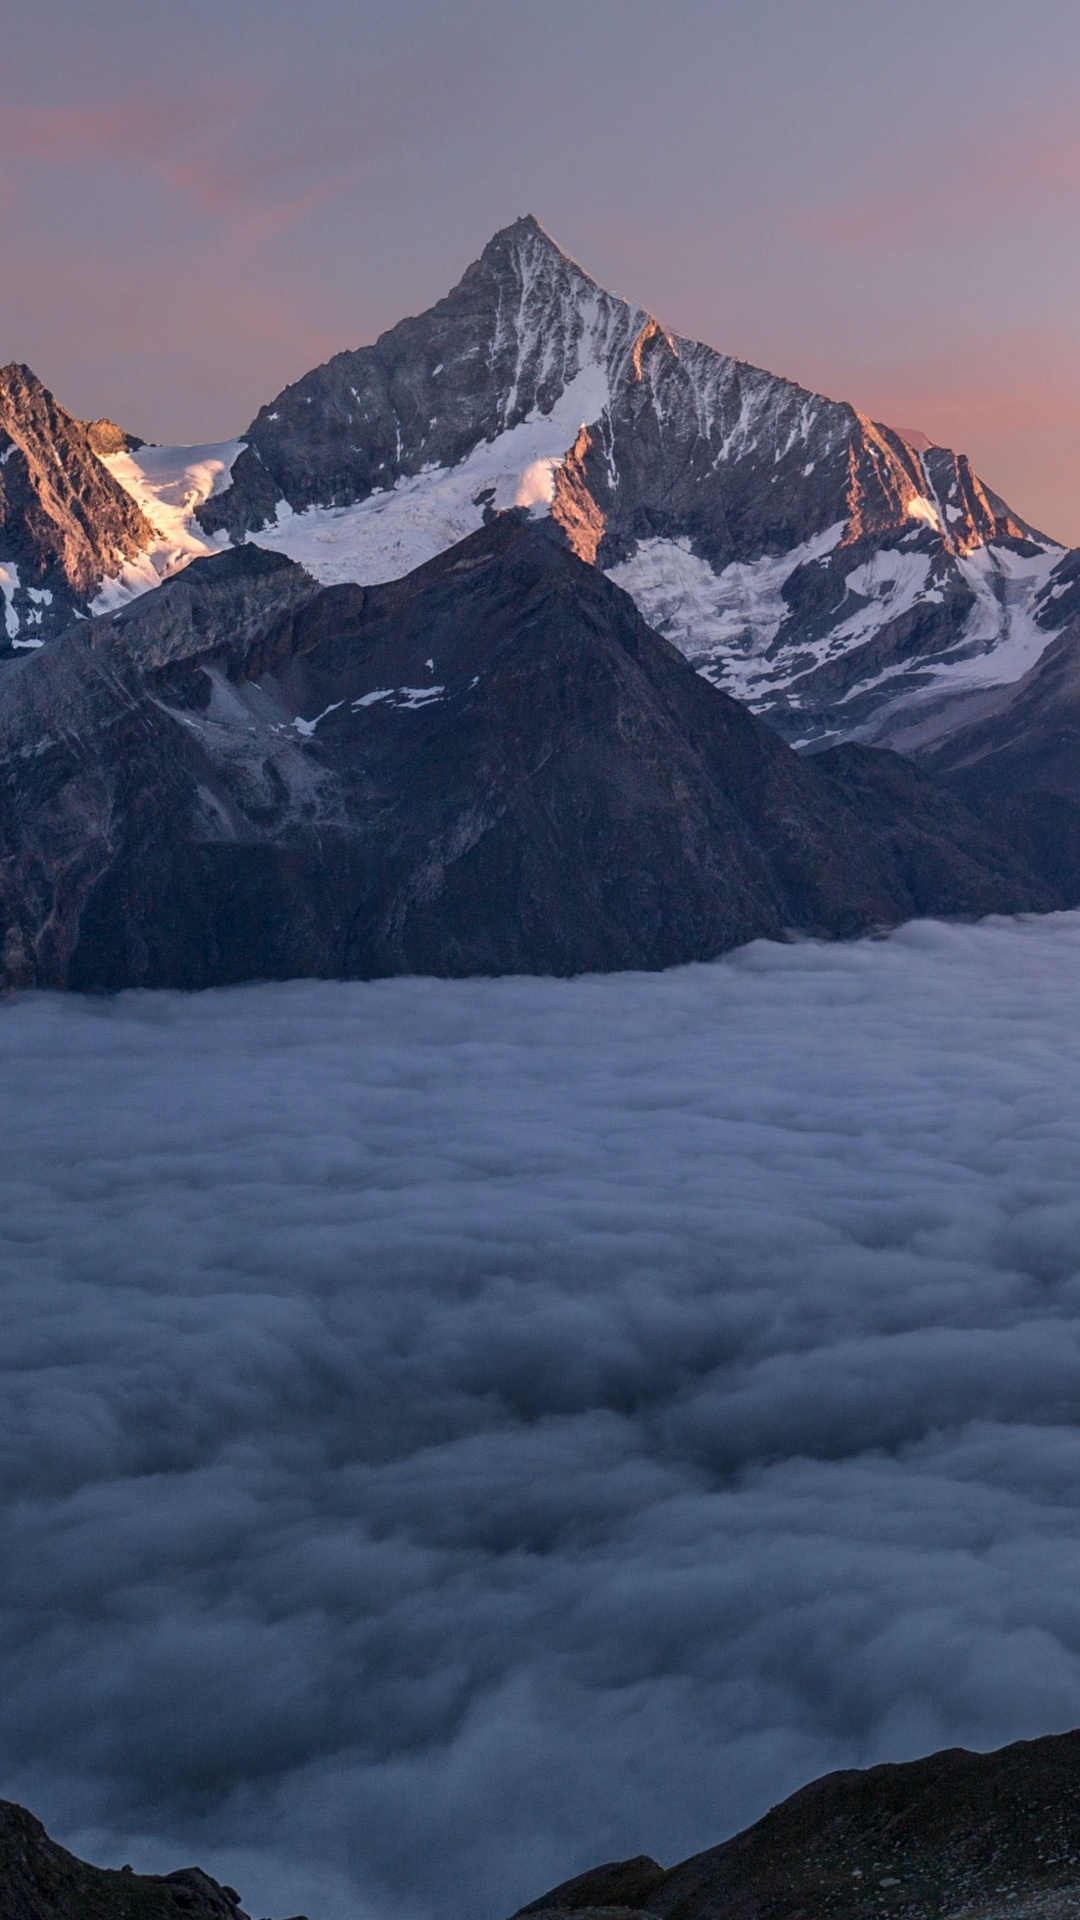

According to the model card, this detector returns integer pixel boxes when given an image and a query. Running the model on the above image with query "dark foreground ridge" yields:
[8,1731,1080,1920]
[0,1799,305,1920]
[0,514,1074,991]
[515,1729,1080,1920]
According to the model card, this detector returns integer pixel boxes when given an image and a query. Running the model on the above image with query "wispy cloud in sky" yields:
[810,120,1080,251]
[2,0,1080,532]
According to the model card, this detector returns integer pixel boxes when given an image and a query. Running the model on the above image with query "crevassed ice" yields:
[607,526,846,687]
[609,530,1067,714]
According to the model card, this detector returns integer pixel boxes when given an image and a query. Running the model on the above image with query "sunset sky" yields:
[4,0,1080,540]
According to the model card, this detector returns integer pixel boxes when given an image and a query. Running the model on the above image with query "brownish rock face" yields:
[0,363,154,647]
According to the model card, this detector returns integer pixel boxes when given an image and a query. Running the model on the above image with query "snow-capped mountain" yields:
[4,219,1075,754]
[0,362,241,648]
[184,215,1070,749]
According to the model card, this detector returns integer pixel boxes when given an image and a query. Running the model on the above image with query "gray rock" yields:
[0,1797,252,1920]
[0,519,1065,993]
[910,615,1080,802]
[200,217,1062,749]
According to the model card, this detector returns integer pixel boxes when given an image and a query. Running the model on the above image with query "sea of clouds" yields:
[5,915,1080,1920]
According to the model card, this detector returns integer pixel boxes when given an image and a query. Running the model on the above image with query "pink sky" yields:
[3,0,1080,542]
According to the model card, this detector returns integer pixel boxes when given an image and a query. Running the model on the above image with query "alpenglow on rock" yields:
[188,215,1072,750]
[0,363,155,646]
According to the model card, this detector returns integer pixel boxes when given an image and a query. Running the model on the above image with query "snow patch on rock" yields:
[607,526,846,702]
[250,363,612,587]
[0,562,20,640]
[609,527,1068,729]
[92,441,242,614]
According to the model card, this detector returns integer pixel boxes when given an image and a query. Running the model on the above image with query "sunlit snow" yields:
[0,561,21,640]
[94,352,1068,745]
[250,362,612,587]
[90,440,242,614]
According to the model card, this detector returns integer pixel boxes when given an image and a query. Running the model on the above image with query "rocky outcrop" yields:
[0,365,154,648]
[0,517,1068,993]
[0,1798,283,1920]
[83,420,145,459]
[514,1728,1080,1920]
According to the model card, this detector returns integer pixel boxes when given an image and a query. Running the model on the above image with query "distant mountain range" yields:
[2,217,1080,987]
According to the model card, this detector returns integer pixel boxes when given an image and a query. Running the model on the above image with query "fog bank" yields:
[4,917,1080,1920]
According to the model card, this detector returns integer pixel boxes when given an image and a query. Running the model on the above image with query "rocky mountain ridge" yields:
[515,1728,1080,1920]
[190,215,1070,751]
[4,219,1074,770]
[0,1798,305,1920]
[0,517,1067,992]
[0,364,155,645]
[7,1729,1080,1920]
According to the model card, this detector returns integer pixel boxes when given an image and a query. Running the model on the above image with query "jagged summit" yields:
[186,219,1069,749]
[6,221,1077,756]
[0,362,155,645]
[479,211,558,253]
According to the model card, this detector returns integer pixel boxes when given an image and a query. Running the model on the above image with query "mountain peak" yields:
[0,360,51,412]
[476,212,589,282]
[482,211,552,249]
[0,361,155,644]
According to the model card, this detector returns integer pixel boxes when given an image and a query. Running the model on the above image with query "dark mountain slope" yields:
[515,1728,1080,1920]
[911,613,1080,802]
[0,516,1064,993]
[0,365,154,647]
[0,1799,262,1920]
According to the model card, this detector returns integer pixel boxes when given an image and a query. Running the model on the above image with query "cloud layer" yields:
[6,917,1080,1920]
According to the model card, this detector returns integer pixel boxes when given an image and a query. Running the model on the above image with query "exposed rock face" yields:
[6,220,1073,769]
[83,419,145,459]
[0,518,1067,993]
[199,218,646,536]
[196,217,1068,749]
[0,365,155,649]
[0,1798,270,1920]
[514,1729,1080,1920]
